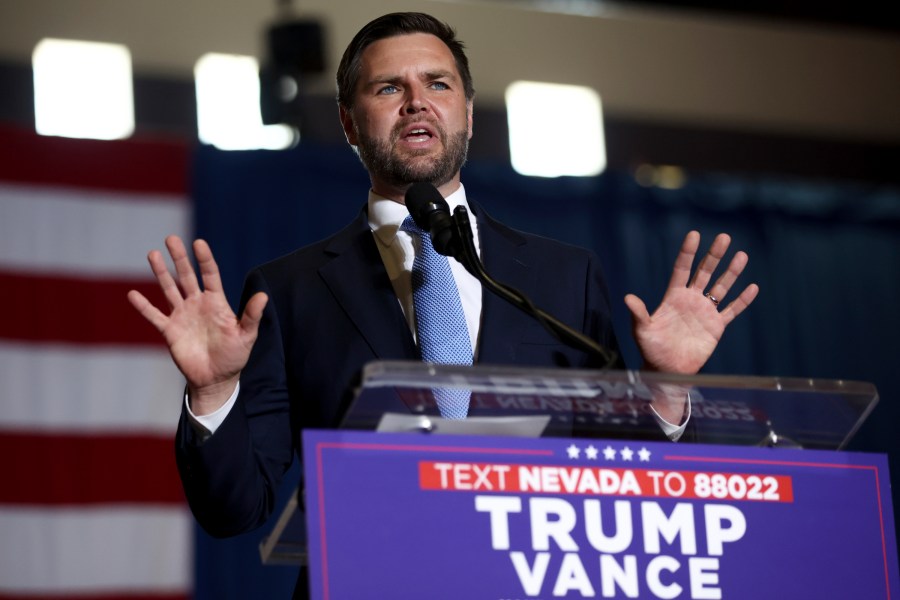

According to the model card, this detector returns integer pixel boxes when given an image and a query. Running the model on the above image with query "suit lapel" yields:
[318,210,418,360]
[315,201,540,364]
[471,204,536,364]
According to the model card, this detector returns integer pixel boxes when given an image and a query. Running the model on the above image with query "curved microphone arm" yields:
[449,206,618,370]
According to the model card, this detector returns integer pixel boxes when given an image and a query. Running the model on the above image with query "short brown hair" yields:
[336,12,476,109]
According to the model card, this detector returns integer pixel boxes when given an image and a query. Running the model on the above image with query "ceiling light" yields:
[506,81,606,178]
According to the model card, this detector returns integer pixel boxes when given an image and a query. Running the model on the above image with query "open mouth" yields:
[404,128,434,143]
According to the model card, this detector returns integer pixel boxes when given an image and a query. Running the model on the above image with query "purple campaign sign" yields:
[302,430,898,600]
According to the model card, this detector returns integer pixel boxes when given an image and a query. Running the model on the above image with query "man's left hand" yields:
[624,231,759,374]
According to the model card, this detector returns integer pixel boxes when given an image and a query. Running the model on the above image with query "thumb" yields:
[239,292,269,337]
[624,294,650,326]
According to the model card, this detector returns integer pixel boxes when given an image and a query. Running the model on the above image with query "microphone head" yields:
[405,182,449,231]
[404,182,456,256]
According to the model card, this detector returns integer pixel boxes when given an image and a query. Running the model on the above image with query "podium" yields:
[260,361,896,598]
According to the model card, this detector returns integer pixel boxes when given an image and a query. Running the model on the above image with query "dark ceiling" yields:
[552,0,900,34]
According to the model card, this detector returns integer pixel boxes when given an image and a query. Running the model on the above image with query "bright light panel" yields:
[506,81,606,178]
[33,39,135,140]
[195,53,295,151]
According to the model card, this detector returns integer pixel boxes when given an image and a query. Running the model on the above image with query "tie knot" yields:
[401,215,427,238]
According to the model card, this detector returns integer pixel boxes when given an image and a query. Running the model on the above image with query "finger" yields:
[688,233,730,291]
[667,231,701,289]
[165,235,201,297]
[239,292,269,337]
[127,289,169,332]
[720,283,759,325]
[194,239,225,294]
[706,250,749,304]
[147,248,184,309]
[624,293,651,326]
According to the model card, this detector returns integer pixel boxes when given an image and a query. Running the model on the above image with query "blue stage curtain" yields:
[192,141,900,599]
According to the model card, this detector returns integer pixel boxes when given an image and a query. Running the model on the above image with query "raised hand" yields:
[624,231,758,374]
[127,235,268,414]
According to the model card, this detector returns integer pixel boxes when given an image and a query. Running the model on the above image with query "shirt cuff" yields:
[649,391,692,442]
[184,381,240,439]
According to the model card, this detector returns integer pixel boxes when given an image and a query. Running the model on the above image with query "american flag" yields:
[0,125,193,599]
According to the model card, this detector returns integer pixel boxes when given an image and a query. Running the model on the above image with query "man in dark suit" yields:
[129,12,757,544]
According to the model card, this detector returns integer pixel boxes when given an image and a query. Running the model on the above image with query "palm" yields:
[128,236,267,399]
[625,232,758,374]
[161,288,256,388]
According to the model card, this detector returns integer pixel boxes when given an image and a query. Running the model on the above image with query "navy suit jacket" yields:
[176,202,622,537]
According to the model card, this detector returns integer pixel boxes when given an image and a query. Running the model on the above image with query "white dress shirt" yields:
[367,184,482,355]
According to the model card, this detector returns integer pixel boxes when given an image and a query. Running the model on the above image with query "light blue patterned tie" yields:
[402,215,472,419]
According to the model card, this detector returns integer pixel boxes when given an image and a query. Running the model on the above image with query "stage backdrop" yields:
[191,139,900,598]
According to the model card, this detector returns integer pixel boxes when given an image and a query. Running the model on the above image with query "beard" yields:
[354,118,469,190]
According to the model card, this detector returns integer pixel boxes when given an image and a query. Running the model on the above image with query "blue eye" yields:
[378,85,398,95]
[431,82,449,90]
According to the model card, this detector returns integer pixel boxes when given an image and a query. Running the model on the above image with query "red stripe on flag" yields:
[0,432,184,505]
[0,270,168,346]
[0,124,189,195]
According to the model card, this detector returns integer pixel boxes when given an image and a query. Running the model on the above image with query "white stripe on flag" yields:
[0,182,190,276]
[0,506,191,594]
[0,341,184,434]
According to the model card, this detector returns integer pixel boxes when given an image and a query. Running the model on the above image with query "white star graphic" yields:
[620,446,634,461]
[638,447,652,462]
[603,445,617,461]
[585,445,599,460]
[566,444,581,459]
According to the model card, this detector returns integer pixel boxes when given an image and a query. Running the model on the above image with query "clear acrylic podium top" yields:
[341,361,879,450]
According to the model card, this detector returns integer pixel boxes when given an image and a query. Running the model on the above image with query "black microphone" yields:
[404,182,458,257]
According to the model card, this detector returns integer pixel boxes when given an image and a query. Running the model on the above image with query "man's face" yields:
[340,33,473,201]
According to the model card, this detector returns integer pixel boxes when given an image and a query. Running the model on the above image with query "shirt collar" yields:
[368,183,471,247]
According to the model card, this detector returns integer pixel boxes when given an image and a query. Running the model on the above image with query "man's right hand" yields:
[127,235,268,415]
